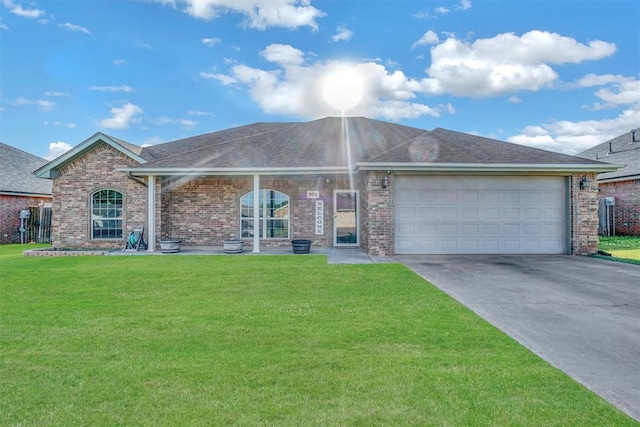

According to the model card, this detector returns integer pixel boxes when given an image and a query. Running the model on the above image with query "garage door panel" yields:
[395,176,567,254]
[417,207,436,218]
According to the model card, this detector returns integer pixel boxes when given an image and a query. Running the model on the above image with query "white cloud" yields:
[508,96,522,103]
[4,0,44,19]
[202,37,222,47]
[209,44,443,120]
[58,22,90,34]
[200,71,236,85]
[412,30,439,49]
[44,91,71,97]
[261,43,304,66]
[100,102,143,129]
[46,142,73,160]
[331,25,353,42]
[574,74,640,110]
[456,0,472,11]
[0,17,8,30]
[423,30,616,97]
[90,85,134,92]
[508,108,640,154]
[435,7,449,15]
[9,97,55,110]
[113,59,128,66]
[155,0,325,30]
[152,116,199,128]
[44,120,75,128]
[577,73,626,87]
[188,110,216,117]
[135,40,152,50]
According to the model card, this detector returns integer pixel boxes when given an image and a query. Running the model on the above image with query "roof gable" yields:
[34,132,147,178]
[577,129,640,181]
[0,142,52,195]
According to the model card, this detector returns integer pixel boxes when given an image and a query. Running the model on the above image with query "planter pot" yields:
[292,239,312,254]
[223,239,243,254]
[160,239,181,253]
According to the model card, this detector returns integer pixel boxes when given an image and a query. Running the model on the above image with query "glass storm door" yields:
[334,190,359,246]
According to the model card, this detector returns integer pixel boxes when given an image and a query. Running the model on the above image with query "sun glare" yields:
[322,66,364,114]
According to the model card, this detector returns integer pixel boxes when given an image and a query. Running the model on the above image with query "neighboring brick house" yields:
[1,142,53,244]
[35,117,616,256]
[577,129,640,236]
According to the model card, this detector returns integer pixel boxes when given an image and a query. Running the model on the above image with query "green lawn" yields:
[1,245,635,426]
[599,236,640,264]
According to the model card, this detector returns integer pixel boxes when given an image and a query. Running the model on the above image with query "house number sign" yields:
[307,190,319,199]
[315,200,324,235]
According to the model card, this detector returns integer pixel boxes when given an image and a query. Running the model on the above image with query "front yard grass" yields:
[1,244,635,426]
[599,236,640,264]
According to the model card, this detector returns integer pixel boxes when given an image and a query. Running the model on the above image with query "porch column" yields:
[147,175,156,252]
[253,173,260,253]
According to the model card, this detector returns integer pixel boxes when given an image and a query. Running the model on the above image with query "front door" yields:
[334,190,359,246]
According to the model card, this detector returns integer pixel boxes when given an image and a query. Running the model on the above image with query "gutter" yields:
[116,166,352,176]
[356,162,622,173]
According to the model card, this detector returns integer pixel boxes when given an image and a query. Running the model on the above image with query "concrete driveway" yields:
[396,255,640,421]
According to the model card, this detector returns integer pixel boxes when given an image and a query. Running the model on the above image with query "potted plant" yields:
[223,237,243,254]
[291,239,312,254]
[159,238,181,253]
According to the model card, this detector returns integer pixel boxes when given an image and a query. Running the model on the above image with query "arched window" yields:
[240,189,289,239]
[91,189,123,239]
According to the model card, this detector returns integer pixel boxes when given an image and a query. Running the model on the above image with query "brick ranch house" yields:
[1,142,52,244]
[35,117,618,256]
[578,128,640,236]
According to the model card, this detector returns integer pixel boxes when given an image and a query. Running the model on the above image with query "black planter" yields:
[292,239,312,254]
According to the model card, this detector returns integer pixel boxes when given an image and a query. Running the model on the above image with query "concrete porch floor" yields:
[110,245,396,265]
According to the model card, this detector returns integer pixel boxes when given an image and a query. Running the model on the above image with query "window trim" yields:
[90,189,124,240]
[240,189,290,239]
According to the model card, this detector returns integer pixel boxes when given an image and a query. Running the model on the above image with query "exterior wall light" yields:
[579,175,588,190]
[381,176,389,189]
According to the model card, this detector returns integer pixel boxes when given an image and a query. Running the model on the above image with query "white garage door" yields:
[394,176,567,254]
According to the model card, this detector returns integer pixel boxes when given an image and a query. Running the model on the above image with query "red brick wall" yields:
[160,175,351,247]
[598,179,640,236]
[360,171,394,256]
[570,172,599,255]
[52,143,147,249]
[0,195,52,244]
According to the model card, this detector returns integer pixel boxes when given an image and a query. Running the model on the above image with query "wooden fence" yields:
[21,205,52,243]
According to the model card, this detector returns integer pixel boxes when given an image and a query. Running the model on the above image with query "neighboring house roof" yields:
[36,117,618,178]
[576,129,640,182]
[0,142,52,196]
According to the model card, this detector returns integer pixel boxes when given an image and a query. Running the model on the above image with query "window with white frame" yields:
[240,189,289,239]
[91,189,123,239]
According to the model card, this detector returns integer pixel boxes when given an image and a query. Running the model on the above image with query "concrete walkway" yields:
[396,254,640,422]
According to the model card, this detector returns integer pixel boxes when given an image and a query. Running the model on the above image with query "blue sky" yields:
[1,0,638,160]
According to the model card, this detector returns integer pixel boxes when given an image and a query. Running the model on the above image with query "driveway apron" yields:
[396,255,640,421]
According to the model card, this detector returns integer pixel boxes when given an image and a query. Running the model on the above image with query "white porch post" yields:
[253,173,260,253]
[147,175,156,252]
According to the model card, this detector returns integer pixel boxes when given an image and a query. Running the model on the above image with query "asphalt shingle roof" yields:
[368,127,605,165]
[577,129,640,181]
[0,142,53,195]
[135,117,605,169]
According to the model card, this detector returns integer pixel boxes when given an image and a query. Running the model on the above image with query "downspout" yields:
[253,173,260,253]
[147,175,156,252]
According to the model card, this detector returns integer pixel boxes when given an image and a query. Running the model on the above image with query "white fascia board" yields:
[34,132,147,178]
[116,166,351,176]
[597,174,640,184]
[356,162,622,173]
[0,191,53,198]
